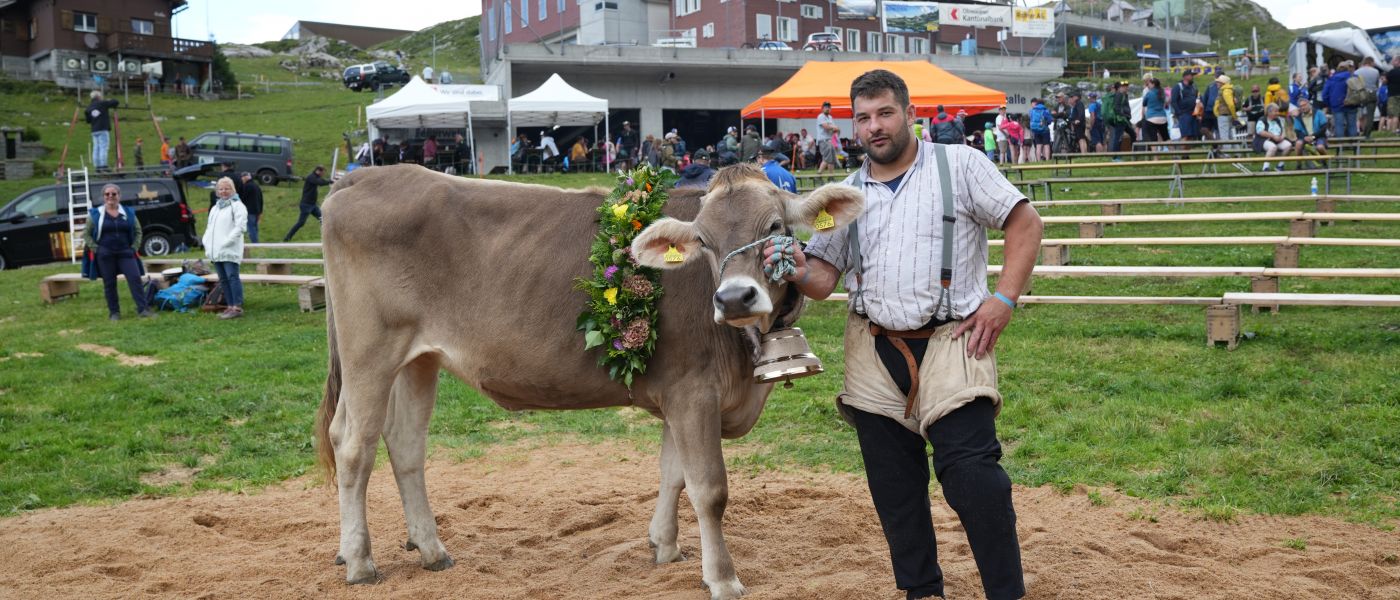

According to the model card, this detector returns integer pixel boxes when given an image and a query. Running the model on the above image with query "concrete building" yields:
[0,0,213,89]
[281,21,414,50]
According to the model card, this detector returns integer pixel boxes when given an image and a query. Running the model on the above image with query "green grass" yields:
[1,57,1398,528]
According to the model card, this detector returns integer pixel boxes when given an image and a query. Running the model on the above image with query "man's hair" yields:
[850,69,911,110]
[90,90,102,100]
[315,165,325,172]
[1362,56,1374,66]
[821,101,831,108]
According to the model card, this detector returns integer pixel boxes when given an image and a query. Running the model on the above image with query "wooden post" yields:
[299,280,327,312]
[1314,198,1335,226]
[1273,243,1299,269]
[257,262,292,276]
[1289,218,1316,238]
[1100,203,1122,217]
[1079,222,1104,239]
[39,279,81,304]
[1206,304,1240,350]
[1040,244,1069,266]
[1250,276,1279,314]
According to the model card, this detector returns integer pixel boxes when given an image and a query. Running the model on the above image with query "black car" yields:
[0,177,198,270]
[342,61,411,92]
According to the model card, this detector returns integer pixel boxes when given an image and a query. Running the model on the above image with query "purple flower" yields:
[626,177,634,186]
[604,265,619,281]
[613,339,625,351]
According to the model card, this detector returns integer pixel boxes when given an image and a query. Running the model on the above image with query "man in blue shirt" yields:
[758,148,796,192]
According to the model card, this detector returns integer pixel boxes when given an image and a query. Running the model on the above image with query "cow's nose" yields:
[714,285,759,316]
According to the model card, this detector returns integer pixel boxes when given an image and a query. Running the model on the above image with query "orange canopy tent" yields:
[741,60,1006,119]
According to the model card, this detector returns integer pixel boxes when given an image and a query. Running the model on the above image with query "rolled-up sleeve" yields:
[803,224,849,274]
[959,147,1025,230]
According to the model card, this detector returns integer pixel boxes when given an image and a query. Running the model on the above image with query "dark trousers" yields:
[851,364,1024,599]
[1108,122,1136,152]
[247,213,261,243]
[283,203,321,241]
[97,249,148,316]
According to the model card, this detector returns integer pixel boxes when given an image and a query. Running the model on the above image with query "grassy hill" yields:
[1203,0,1294,57]
[371,16,482,83]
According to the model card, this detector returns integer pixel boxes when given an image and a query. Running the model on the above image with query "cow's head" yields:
[632,164,863,330]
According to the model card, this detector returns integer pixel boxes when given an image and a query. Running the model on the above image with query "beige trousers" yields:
[837,313,1002,438]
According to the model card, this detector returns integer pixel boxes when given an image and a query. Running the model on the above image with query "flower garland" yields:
[576,165,678,387]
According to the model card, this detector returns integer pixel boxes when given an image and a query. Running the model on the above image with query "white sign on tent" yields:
[1011,6,1055,38]
[433,85,500,101]
[941,4,1010,28]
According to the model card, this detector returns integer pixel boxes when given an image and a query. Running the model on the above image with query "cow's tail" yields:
[315,291,342,485]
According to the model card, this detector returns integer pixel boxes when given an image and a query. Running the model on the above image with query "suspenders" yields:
[847,143,957,321]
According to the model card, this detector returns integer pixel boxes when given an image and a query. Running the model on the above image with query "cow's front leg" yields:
[671,404,746,599]
[648,421,685,563]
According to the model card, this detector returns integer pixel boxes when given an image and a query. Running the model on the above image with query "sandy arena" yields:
[2,440,1397,599]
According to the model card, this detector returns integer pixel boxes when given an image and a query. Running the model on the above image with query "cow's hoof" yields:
[403,540,417,551]
[704,577,747,600]
[334,555,345,565]
[424,555,455,571]
[346,569,380,585]
[653,544,683,564]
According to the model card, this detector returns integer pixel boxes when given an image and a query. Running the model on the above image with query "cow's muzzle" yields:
[713,275,773,326]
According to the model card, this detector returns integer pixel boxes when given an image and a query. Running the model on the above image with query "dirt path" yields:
[2,441,1397,599]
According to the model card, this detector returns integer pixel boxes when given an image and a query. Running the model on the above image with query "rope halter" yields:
[719,234,798,284]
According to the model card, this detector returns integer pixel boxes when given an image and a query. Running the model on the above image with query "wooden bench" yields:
[1037,211,1400,239]
[40,272,327,311]
[1032,194,1400,215]
[144,257,326,275]
[987,235,1400,268]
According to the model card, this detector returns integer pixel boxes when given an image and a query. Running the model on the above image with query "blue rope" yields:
[720,234,798,283]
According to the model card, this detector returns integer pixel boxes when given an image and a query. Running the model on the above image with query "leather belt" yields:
[868,323,939,419]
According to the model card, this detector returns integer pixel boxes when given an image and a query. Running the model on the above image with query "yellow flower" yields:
[611,203,628,220]
[604,287,619,305]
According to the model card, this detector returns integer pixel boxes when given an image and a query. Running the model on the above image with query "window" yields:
[191,136,220,151]
[703,22,715,38]
[521,0,529,26]
[559,0,566,13]
[539,0,547,22]
[488,7,497,40]
[755,14,772,40]
[825,26,841,36]
[867,31,881,53]
[845,28,859,52]
[910,37,928,54]
[131,19,154,35]
[74,11,97,33]
[10,189,59,219]
[29,19,37,40]
[677,0,701,17]
[776,17,797,41]
[595,1,618,10]
[225,136,255,153]
[254,140,284,155]
[886,34,902,53]
[801,4,822,19]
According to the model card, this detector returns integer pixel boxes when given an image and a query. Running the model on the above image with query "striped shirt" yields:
[804,142,1025,330]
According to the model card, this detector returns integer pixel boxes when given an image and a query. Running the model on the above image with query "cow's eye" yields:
[769,220,783,233]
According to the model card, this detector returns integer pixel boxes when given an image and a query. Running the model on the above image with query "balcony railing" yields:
[104,32,213,61]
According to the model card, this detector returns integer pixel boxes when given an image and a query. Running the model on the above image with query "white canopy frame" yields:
[507,73,610,174]
[365,76,477,174]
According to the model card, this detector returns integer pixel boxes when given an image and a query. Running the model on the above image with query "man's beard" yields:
[864,120,912,165]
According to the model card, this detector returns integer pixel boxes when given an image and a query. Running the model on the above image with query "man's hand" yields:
[952,297,1013,359]
[763,239,808,282]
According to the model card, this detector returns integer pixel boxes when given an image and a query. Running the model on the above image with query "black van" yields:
[0,177,198,270]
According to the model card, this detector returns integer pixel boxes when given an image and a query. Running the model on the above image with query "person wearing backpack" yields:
[1212,75,1237,140]
[1027,98,1052,161]
[1102,82,1133,155]
[1324,61,1358,138]
[1354,56,1381,135]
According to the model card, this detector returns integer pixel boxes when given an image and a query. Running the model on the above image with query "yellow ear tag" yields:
[814,209,836,231]
[664,245,685,263]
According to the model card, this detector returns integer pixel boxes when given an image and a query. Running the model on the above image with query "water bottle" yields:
[1310,177,1318,197]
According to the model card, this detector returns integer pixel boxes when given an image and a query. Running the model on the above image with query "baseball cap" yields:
[727,126,737,133]
[693,149,710,160]
[1215,75,1230,84]
[1088,91,1098,98]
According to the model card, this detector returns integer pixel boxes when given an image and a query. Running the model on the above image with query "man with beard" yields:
[765,69,1043,600]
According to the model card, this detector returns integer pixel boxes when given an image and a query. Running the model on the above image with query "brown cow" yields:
[314,164,862,598]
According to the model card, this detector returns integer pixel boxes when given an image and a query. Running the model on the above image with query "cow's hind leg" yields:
[329,355,398,584]
[670,407,746,599]
[648,421,685,564]
[383,353,454,572]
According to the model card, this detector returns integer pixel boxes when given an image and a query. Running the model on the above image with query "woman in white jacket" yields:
[202,177,248,319]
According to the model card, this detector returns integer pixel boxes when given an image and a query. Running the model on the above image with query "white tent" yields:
[365,76,476,173]
[507,73,610,173]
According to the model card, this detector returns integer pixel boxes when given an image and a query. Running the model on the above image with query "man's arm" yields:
[952,201,1043,359]
[763,244,841,300]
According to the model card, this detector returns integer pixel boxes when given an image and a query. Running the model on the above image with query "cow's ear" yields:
[787,183,864,233]
[632,218,702,269]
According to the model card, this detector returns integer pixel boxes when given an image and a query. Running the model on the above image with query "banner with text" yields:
[1011,6,1055,38]
[940,4,1010,28]
[883,1,940,33]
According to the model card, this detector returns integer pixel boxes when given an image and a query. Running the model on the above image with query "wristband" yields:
[992,291,1016,309]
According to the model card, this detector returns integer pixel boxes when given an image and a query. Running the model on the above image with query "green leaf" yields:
[584,330,605,350]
